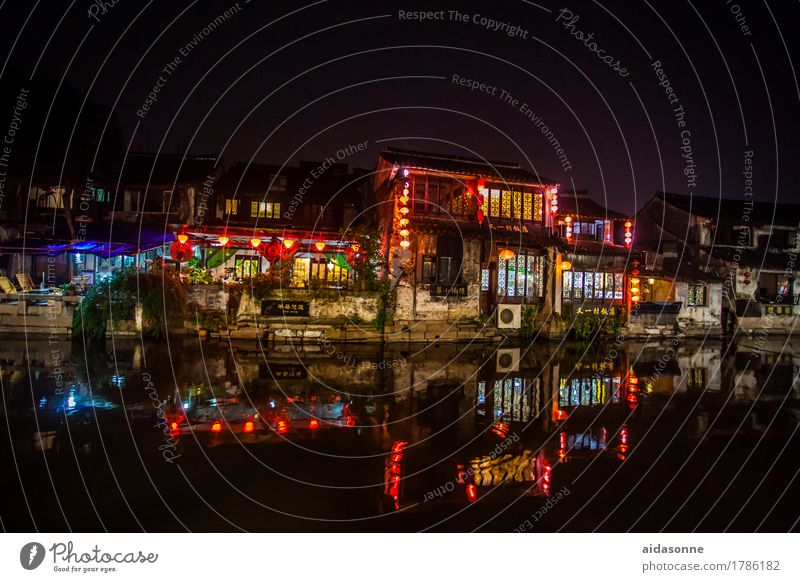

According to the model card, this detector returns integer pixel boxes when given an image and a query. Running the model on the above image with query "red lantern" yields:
[169,241,193,263]
[477,209,484,223]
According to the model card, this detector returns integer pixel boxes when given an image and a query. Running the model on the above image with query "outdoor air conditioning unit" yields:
[497,303,522,330]
[496,348,520,373]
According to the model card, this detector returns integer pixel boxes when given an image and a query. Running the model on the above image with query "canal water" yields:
[1,335,799,532]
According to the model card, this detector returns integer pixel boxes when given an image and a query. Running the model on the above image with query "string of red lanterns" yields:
[398,169,411,249]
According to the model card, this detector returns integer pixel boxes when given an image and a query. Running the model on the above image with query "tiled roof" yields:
[656,191,800,227]
[557,190,629,220]
[120,152,218,187]
[380,147,555,185]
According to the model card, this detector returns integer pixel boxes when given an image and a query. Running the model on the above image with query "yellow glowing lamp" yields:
[400,240,411,249]
[564,216,572,223]
[560,261,572,271]
[630,277,640,284]
[399,229,410,237]
[315,241,326,251]
[631,286,640,294]
[625,221,633,228]
[283,239,295,249]
[402,188,409,196]
[218,236,229,246]
[632,295,641,302]
[250,238,261,248]
[177,234,188,244]
[399,195,409,205]
[498,249,515,261]
[399,217,409,227]
[400,206,409,215]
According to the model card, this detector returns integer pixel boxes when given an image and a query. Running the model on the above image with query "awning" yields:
[0,223,173,258]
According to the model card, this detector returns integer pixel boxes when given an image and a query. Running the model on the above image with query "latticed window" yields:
[562,271,624,301]
[225,198,239,215]
[497,253,544,299]
[687,284,706,306]
[481,268,490,291]
[487,188,543,222]
[251,201,281,218]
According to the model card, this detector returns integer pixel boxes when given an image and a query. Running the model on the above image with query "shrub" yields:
[74,270,186,340]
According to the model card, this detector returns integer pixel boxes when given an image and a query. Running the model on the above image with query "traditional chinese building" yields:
[374,147,563,339]
[553,189,635,323]
[634,191,799,334]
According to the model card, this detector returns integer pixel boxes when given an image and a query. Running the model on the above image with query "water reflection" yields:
[1,336,799,531]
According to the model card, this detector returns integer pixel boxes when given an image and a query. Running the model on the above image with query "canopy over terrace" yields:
[0,222,173,257]
[180,225,358,287]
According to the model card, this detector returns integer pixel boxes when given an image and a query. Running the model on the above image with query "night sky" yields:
[2,0,799,214]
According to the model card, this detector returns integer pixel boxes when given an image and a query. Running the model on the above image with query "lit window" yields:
[561,271,625,302]
[497,254,544,299]
[481,268,490,291]
[250,201,281,218]
[687,284,706,306]
[225,199,239,215]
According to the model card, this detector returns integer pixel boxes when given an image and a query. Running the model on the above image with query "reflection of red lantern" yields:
[170,241,193,263]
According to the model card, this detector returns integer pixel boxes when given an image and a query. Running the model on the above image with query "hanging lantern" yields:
[400,240,410,249]
[218,236,229,246]
[399,229,409,237]
[169,241,193,263]
[498,249,515,261]
[477,178,485,191]
[315,241,326,251]
[400,206,409,215]
[560,261,572,271]
[250,238,261,248]
[399,194,409,205]
[550,187,559,195]
[477,209,484,223]
[399,217,409,227]
[177,233,189,244]
[283,239,295,249]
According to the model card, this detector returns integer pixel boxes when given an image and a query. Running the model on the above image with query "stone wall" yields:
[675,282,723,336]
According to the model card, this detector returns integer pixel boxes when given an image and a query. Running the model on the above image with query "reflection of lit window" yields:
[477,381,486,404]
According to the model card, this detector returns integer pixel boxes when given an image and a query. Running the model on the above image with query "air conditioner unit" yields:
[496,348,520,373]
[497,303,522,330]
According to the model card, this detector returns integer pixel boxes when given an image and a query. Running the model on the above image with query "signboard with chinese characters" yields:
[261,300,310,316]
[430,283,468,298]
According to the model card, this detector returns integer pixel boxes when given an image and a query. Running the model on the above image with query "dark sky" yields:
[2,0,799,214]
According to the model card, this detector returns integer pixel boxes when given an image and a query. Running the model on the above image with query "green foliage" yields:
[571,311,624,341]
[520,305,539,338]
[342,224,384,291]
[74,270,187,340]
[241,266,290,300]
[184,258,213,284]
